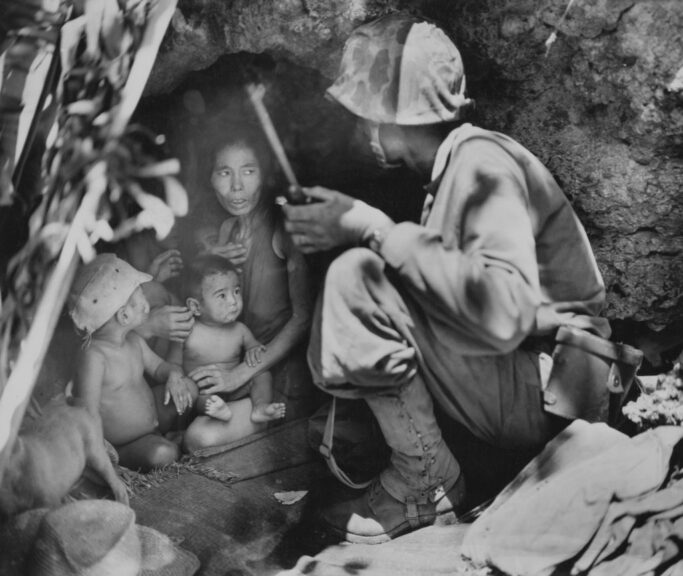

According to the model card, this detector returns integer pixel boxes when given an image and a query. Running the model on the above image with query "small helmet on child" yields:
[69,254,152,335]
[327,13,472,125]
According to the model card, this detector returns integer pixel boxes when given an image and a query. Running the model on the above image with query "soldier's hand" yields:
[282,186,393,253]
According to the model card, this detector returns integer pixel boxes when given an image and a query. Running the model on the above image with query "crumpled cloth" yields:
[573,477,683,574]
[462,421,683,576]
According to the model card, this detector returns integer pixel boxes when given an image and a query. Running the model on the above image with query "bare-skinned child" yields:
[69,254,198,472]
[170,254,285,435]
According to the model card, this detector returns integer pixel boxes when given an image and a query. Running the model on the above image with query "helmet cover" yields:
[327,14,472,125]
[69,253,152,335]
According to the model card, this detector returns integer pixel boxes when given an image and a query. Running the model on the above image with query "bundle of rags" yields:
[0,393,128,519]
[0,500,199,576]
[462,419,683,576]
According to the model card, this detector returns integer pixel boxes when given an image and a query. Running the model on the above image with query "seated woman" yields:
[181,120,315,451]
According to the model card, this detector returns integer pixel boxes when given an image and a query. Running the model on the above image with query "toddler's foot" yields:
[205,395,233,421]
[252,402,286,423]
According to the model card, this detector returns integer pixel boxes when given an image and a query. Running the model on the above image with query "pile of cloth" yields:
[463,420,683,576]
[0,499,199,576]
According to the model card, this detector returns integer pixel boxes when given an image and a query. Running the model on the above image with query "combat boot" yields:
[321,374,466,543]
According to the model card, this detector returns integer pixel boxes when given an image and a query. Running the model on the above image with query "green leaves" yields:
[0,0,182,382]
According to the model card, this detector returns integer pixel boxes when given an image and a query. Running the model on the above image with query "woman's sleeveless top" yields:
[239,215,291,345]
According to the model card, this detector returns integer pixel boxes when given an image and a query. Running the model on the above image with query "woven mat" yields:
[128,417,331,576]
[191,417,316,483]
[117,459,238,497]
[115,418,313,500]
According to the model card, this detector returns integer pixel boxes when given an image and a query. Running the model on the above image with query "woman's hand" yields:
[282,186,394,253]
[148,249,183,283]
[164,371,195,414]
[208,242,248,266]
[146,305,195,342]
[188,363,250,395]
[244,344,266,367]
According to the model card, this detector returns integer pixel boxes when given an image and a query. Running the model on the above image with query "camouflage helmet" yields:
[327,14,472,125]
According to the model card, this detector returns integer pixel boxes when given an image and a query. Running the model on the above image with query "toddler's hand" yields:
[148,249,183,283]
[245,344,266,367]
[165,373,195,414]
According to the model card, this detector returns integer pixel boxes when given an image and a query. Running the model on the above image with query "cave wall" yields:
[143,0,683,331]
[436,0,683,330]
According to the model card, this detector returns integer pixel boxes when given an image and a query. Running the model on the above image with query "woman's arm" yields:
[241,323,266,367]
[249,240,313,372]
[189,235,314,395]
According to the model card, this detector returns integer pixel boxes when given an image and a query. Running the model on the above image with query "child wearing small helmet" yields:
[69,254,198,471]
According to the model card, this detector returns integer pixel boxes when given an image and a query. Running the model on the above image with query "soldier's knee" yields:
[326,248,383,291]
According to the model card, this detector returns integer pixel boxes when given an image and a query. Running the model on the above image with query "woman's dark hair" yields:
[199,117,279,216]
[183,254,240,301]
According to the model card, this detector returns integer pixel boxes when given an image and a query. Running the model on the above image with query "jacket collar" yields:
[431,126,461,182]
[422,126,460,197]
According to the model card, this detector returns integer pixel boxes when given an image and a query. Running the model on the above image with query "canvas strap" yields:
[319,397,373,490]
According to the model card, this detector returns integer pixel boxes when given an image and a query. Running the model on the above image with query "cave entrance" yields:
[133,52,427,256]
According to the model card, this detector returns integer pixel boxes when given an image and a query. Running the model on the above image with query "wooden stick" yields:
[245,83,307,204]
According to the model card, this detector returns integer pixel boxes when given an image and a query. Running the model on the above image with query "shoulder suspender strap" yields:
[319,397,373,490]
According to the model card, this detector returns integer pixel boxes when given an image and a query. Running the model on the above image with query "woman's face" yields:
[211,143,263,217]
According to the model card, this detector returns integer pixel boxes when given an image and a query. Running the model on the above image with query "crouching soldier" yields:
[282,13,611,544]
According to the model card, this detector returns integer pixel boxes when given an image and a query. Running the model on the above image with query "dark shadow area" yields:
[611,318,683,375]
[262,474,355,568]
[435,408,540,508]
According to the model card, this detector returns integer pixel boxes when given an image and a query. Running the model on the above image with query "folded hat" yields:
[24,500,199,576]
[69,254,152,335]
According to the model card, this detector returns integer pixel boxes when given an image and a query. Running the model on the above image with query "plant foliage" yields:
[0,0,186,389]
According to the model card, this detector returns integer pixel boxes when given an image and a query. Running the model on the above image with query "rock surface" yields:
[144,0,683,331]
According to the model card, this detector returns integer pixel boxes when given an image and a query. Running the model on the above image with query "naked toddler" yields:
[175,254,285,425]
[70,254,197,471]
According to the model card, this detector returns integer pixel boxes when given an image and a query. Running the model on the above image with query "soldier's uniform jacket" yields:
[370,123,610,445]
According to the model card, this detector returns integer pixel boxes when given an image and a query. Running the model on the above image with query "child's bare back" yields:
[83,334,159,446]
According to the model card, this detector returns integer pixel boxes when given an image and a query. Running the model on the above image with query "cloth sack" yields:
[0,500,200,576]
[462,421,683,576]
[543,326,643,423]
